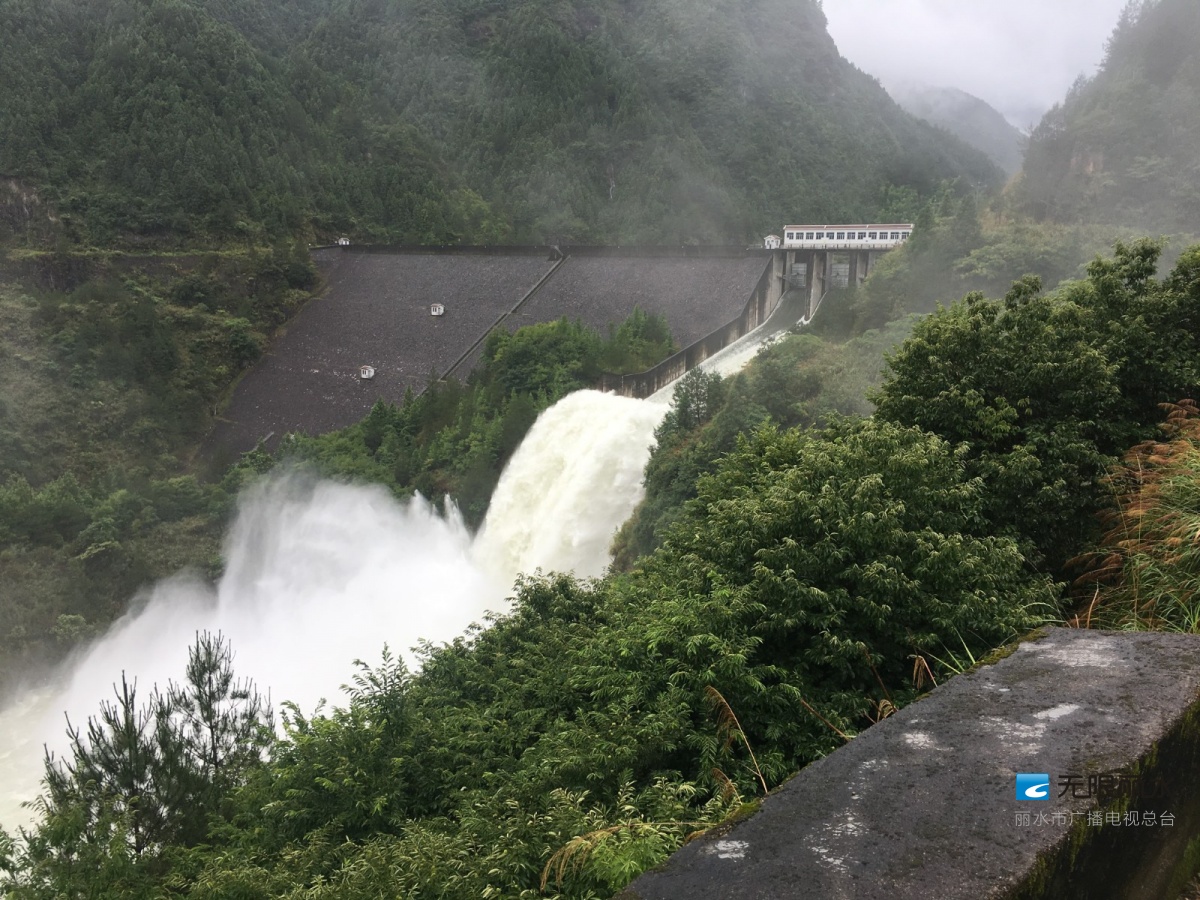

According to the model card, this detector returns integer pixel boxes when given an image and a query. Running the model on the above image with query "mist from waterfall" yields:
[0,389,667,832]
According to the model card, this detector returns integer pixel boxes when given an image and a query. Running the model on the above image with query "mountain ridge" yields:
[888,81,1025,177]
[1016,0,1200,229]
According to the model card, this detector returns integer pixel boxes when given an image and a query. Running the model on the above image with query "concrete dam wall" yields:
[204,247,770,458]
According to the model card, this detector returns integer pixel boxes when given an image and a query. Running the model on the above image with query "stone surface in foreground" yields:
[622,628,1200,900]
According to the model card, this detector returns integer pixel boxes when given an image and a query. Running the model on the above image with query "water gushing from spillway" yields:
[474,391,666,579]
[0,390,668,832]
[646,287,814,403]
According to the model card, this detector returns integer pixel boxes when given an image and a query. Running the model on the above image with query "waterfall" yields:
[474,390,666,580]
[0,391,667,832]
[0,287,808,832]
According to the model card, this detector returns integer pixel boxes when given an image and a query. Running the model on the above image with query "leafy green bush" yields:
[874,240,1200,573]
[614,319,914,566]
[5,634,272,898]
[69,415,1055,900]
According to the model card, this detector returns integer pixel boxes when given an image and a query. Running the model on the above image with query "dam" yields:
[204,246,772,458]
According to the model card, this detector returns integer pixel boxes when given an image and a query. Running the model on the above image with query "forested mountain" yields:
[0,0,1001,246]
[1017,0,1200,230]
[889,83,1025,177]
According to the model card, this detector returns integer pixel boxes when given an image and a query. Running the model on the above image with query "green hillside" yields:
[1017,0,1200,229]
[9,240,1200,898]
[9,1,1200,889]
[0,0,1001,247]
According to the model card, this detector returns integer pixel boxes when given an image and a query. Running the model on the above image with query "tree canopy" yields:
[873,239,1200,573]
[0,0,1001,247]
[2,419,1055,899]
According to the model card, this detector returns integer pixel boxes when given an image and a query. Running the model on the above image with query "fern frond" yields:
[541,821,713,891]
[541,830,615,891]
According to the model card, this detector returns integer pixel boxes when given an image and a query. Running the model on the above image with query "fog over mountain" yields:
[1016,0,1200,230]
[824,0,1129,129]
[888,81,1025,177]
[6,0,1200,898]
[0,0,1000,248]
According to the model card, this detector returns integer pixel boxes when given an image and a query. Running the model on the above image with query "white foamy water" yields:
[474,391,666,579]
[0,389,667,832]
[0,479,495,832]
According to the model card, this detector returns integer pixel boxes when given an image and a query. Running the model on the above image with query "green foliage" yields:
[953,220,1089,294]
[5,633,271,898]
[614,319,914,565]
[0,251,318,684]
[0,0,484,246]
[842,184,1099,334]
[0,466,231,684]
[1,371,1062,899]
[483,320,605,398]
[1017,0,1200,230]
[634,418,1054,724]
[116,414,1053,899]
[873,239,1200,574]
[21,248,1187,900]
[598,308,675,374]
[829,180,1173,351]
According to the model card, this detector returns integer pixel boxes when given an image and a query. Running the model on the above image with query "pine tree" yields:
[16,633,272,890]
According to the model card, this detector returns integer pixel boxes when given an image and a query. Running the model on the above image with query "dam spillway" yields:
[204,247,769,458]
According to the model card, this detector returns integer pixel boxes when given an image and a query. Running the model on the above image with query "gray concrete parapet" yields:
[621,629,1200,900]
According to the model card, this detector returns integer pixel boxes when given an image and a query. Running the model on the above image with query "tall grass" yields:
[1073,401,1200,631]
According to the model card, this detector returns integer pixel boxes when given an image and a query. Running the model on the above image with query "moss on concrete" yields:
[970,626,1052,672]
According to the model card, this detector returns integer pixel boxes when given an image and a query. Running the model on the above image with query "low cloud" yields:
[823,0,1129,129]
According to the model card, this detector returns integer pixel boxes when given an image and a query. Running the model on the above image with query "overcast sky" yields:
[823,0,1131,130]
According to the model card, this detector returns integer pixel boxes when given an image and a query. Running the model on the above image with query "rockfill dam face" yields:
[204,247,770,459]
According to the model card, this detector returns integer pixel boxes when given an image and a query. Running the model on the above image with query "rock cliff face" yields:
[1068,149,1105,177]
